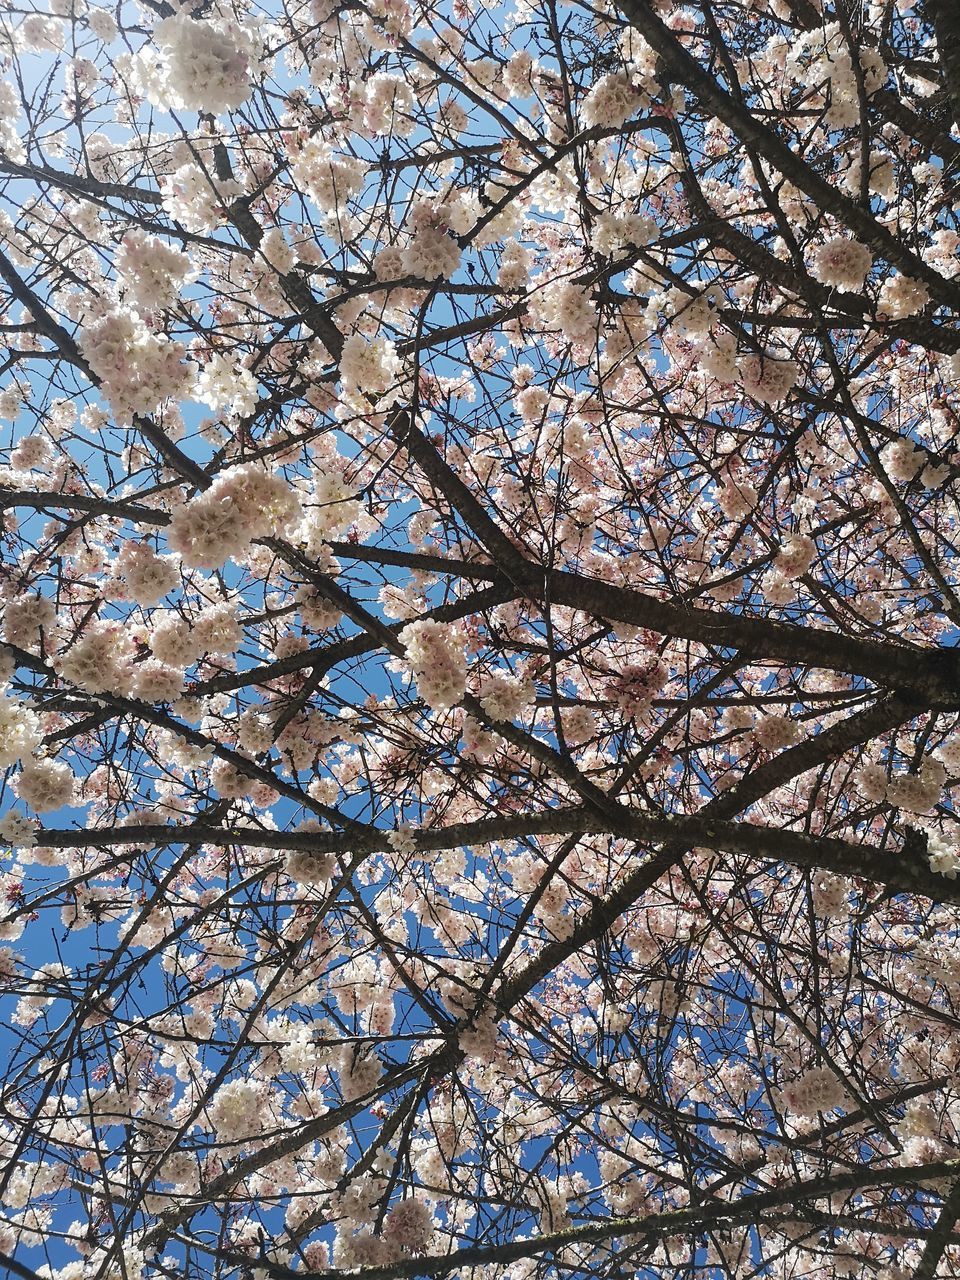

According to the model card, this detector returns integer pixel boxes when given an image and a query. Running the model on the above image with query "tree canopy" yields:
[2,0,960,1276]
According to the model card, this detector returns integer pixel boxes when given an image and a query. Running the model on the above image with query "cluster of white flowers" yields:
[401,223,461,281]
[779,1064,846,1118]
[927,834,960,878]
[115,231,196,313]
[3,594,56,652]
[661,288,716,338]
[581,72,643,130]
[809,236,873,292]
[382,1198,435,1254]
[79,309,196,425]
[458,1010,501,1063]
[289,139,367,214]
[206,1078,267,1142]
[606,658,668,719]
[753,714,801,753]
[774,534,816,581]
[530,279,597,344]
[150,613,199,667]
[134,13,259,115]
[0,811,37,851]
[881,437,925,483]
[855,762,887,802]
[877,274,930,319]
[167,464,301,569]
[297,470,362,555]
[386,823,417,856]
[886,758,946,816]
[497,238,531,291]
[0,692,41,768]
[109,540,180,607]
[716,480,757,520]
[129,658,184,705]
[196,353,259,418]
[14,758,75,813]
[399,620,468,711]
[0,79,25,164]
[55,619,135,695]
[160,163,243,234]
[590,210,657,258]
[783,23,886,129]
[338,334,404,406]
[739,354,797,405]
[10,434,54,472]
[810,873,850,918]
[285,849,336,885]
[364,74,415,136]
[478,670,534,723]
[699,329,739,383]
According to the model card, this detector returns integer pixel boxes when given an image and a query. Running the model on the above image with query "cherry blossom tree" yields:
[2,0,960,1276]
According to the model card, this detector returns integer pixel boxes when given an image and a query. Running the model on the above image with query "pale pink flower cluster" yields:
[399,620,467,711]
[699,330,739,383]
[55,620,135,695]
[210,758,254,799]
[855,762,888,802]
[580,72,643,129]
[881,438,925,483]
[364,75,415,137]
[716,480,757,520]
[135,14,257,115]
[285,849,336,885]
[10,435,54,472]
[784,24,886,129]
[810,873,849,918]
[167,464,301,569]
[927,834,960,879]
[115,231,196,313]
[196,353,259,418]
[0,811,37,851]
[87,7,118,42]
[3,595,57,652]
[129,658,184,705]
[206,1078,267,1142]
[590,210,657,258]
[383,1198,435,1254]
[530,279,597,344]
[289,140,366,214]
[497,239,531,291]
[458,1011,500,1063]
[0,694,41,768]
[194,603,243,655]
[401,223,461,281]
[0,79,25,164]
[387,823,417,856]
[14,758,75,813]
[478,671,534,723]
[809,237,873,292]
[109,541,180,607]
[79,309,196,425]
[877,274,930,319]
[774,534,816,580]
[161,163,243,234]
[338,334,403,406]
[779,1064,846,1118]
[297,470,362,555]
[886,758,946,815]
[739,355,797,405]
[606,658,668,718]
[753,714,801,752]
[150,612,200,667]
